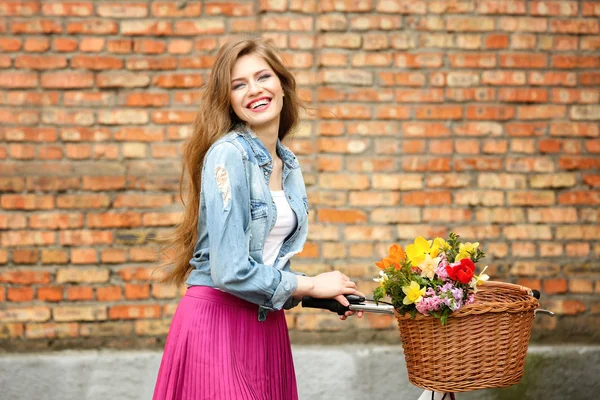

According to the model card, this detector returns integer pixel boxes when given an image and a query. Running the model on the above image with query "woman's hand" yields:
[296,271,364,320]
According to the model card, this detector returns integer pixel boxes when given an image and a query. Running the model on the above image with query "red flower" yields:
[446,258,476,284]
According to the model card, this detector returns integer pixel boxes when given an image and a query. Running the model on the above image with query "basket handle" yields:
[481,280,534,296]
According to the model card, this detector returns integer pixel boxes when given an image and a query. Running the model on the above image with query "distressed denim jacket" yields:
[186,125,309,321]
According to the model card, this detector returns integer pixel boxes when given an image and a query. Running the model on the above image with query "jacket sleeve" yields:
[202,142,298,310]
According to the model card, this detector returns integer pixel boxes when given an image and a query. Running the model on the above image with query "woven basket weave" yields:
[394,281,539,393]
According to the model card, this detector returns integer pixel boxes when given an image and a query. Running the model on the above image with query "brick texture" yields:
[1,0,598,349]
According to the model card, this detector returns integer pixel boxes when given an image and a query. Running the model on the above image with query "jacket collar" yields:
[235,124,299,169]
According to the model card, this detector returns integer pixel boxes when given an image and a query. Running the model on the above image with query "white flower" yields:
[418,253,441,280]
[373,270,388,283]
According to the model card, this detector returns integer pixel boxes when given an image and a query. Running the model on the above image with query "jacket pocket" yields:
[250,200,268,220]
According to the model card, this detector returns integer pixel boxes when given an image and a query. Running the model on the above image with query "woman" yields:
[153,37,364,400]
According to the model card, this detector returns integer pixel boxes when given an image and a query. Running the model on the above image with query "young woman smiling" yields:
[152,37,364,400]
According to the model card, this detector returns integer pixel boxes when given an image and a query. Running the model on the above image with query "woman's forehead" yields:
[231,53,272,78]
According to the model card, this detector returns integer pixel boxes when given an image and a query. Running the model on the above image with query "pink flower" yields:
[415,289,444,316]
[435,253,449,281]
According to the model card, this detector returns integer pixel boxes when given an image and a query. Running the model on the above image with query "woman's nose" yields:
[247,81,262,96]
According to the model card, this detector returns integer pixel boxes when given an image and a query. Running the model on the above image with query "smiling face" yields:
[229,53,285,134]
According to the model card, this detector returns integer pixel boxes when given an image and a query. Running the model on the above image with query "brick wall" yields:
[1,0,599,350]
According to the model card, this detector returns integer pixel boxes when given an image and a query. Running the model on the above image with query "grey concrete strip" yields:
[0,346,598,400]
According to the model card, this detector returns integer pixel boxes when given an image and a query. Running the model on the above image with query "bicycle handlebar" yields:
[302,288,553,317]
[301,295,395,315]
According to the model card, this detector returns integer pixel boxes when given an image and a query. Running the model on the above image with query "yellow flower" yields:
[469,265,490,293]
[454,242,479,262]
[402,281,426,305]
[405,236,432,266]
[430,237,447,258]
[418,254,441,280]
[454,250,470,262]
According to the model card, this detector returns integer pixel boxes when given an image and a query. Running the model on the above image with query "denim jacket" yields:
[186,125,309,321]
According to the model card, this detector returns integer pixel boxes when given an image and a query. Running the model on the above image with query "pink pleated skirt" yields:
[152,286,298,400]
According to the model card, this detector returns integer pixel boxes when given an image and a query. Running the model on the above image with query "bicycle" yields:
[301,289,554,399]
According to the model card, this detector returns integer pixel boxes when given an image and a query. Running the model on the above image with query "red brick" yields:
[167,39,192,54]
[87,212,142,228]
[125,283,150,300]
[551,299,586,315]
[100,249,127,264]
[581,72,600,86]
[71,55,123,70]
[67,20,118,34]
[151,2,202,17]
[1,231,55,247]
[12,249,38,264]
[109,305,161,319]
[151,283,179,299]
[516,278,541,291]
[0,214,27,229]
[23,37,49,52]
[566,243,590,257]
[52,37,77,52]
[97,2,148,18]
[558,191,600,205]
[42,249,69,264]
[0,38,22,51]
[97,286,123,302]
[317,209,367,224]
[0,72,38,88]
[552,55,600,69]
[12,19,62,34]
[67,286,94,301]
[107,39,132,53]
[41,72,94,88]
[79,37,105,52]
[37,286,63,302]
[583,175,600,187]
[71,248,97,264]
[56,194,110,209]
[551,19,598,34]
[7,287,35,302]
[0,1,41,16]
[569,279,594,294]
[15,55,67,70]
[543,278,568,294]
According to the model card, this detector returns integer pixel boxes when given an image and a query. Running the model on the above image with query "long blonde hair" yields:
[161,37,303,286]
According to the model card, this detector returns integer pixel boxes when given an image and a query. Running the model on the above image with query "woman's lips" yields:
[247,97,271,113]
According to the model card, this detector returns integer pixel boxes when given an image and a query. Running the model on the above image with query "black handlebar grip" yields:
[301,297,349,315]
[532,289,541,299]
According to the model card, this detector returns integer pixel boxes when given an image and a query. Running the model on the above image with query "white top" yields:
[263,190,297,267]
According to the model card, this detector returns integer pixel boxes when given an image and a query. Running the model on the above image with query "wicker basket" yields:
[394,281,539,393]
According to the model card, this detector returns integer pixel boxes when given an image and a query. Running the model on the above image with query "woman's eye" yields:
[258,74,271,81]
[232,83,245,90]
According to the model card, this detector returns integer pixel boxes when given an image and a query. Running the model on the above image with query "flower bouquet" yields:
[372,233,540,393]
[372,232,489,325]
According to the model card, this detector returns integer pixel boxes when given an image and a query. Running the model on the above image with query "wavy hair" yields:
[160,37,303,286]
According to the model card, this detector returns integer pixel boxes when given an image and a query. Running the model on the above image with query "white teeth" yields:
[250,99,269,109]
